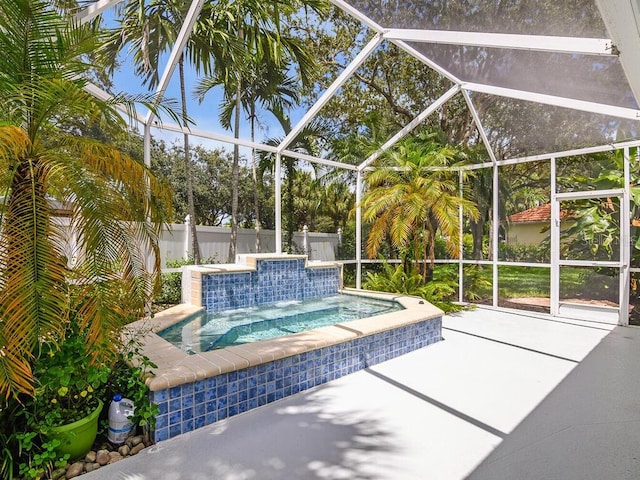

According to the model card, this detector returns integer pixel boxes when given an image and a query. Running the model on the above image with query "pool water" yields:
[159,294,404,353]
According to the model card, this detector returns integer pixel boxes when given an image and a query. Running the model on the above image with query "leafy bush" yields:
[4,322,161,479]
[27,327,110,431]
[154,256,218,306]
[363,262,463,313]
[104,323,159,439]
[499,242,550,263]
[1,399,25,480]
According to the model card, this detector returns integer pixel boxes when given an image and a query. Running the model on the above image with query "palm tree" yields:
[321,181,355,232]
[196,0,323,262]
[103,0,229,265]
[0,0,173,399]
[261,106,326,252]
[196,63,300,252]
[361,131,479,282]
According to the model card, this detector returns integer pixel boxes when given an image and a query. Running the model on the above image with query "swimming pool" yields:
[130,255,443,443]
[159,294,404,353]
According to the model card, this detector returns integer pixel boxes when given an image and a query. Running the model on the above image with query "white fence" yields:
[51,217,341,269]
[160,223,342,266]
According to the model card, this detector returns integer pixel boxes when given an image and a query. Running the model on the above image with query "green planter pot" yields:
[48,399,103,460]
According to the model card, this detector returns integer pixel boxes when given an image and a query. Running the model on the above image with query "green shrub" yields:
[154,256,218,306]
[363,262,463,313]
[104,323,159,439]
[499,242,549,262]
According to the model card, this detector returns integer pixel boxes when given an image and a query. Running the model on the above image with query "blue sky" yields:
[110,49,285,154]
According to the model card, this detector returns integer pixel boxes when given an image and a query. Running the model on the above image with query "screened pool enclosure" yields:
[75,0,640,325]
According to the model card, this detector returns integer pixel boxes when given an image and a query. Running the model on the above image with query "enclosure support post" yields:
[492,161,499,307]
[550,157,559,316]
[302,225,309,257]
[458,170,464,303]
[184,215,191,259]
[620,147,631,325]
[275,153,282,254]
[356,171,363,289]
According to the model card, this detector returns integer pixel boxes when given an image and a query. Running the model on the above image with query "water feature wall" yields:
[183,254,342,312]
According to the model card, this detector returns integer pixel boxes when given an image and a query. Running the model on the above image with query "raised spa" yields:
[131,254,443,443]
[159,294,404,353]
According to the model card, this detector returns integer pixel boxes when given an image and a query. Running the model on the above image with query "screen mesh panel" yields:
[409,44,636,109]
[346,0,607,37]
[471,92,640,159]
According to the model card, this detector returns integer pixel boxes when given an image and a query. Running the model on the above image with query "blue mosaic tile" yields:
[195,416,206,429]
[169,398,181,412]
[157,401,168,415]
[151,313,442,443]
[155,414,168,430]
[169,410,181,426]
[155,428,168,442]
[153,390,168,402]
[183,419,194,432]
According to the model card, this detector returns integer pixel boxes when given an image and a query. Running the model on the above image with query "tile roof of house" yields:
[508,204,551,223]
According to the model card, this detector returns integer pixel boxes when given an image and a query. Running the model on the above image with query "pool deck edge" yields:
[130,291,442,392]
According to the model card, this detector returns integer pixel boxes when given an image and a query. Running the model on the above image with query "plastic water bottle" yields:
[108,394,135,445]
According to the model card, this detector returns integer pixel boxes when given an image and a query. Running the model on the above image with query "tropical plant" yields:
[363,261,462,313]
[196,63,301,252]
[104,0,229,265]
[0,0,174,403]
[261,107,326,252]
[196,0,326,261]
[558,147,640,261]
[24,318,110,431]
[361,131,479,282]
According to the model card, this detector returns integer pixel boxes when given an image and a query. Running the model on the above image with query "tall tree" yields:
[196,62,300,252]
[103,0,228,264]
[197,0,325,261]
[362,132,479,281]
[0,0,174,399]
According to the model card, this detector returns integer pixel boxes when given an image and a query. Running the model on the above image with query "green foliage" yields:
[105,326,159,433]
[16,433,67,480]
[461,265,493,302]
[362,131,479,281]
[155,271,183,306]
[27,326,110,432]
[11,320,111,479]
[498,242,550,263]
[0,0,174,400]
[363,262,462,313]
[1,398,24,480]
[154,256,218,306]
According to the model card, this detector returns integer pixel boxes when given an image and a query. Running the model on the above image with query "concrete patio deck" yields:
[84,307,640,480]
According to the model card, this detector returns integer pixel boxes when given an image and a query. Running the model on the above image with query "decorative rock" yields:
[84,463,101,473]
[96,450,110,466]
[66,462,84,479]
[108,453,123,464]
[50,467,66,480]
[118,444,130,456]
[62,432,153,477]
[129,443,145,455]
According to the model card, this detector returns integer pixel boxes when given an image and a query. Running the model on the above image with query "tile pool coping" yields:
[128,288,443,393]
